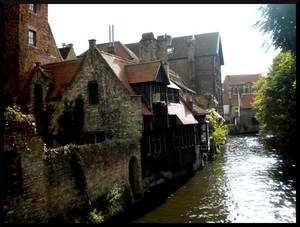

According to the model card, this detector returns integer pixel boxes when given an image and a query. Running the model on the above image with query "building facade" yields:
[222,74,261,134]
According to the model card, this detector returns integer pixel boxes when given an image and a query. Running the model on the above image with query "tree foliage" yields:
[254,4,296,55]
[206,108,228,153]
[252,51,296,150]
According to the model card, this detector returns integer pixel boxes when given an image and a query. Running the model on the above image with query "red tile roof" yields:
[41,59,83,99]
[241,94,257,109]
[225,74,260,85]
[192,104,209,115]
[100,50,152,115]
[125,61,161,84]
[167,97,198,125]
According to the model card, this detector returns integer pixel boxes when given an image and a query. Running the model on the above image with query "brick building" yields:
[3,4,211,222]
[222,74,261,134]
[126,32,224,115]
[3,4,63,103]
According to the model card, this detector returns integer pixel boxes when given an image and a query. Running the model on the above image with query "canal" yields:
[131,132,296,223]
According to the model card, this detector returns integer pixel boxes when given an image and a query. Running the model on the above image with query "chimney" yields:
[89,39,96,49]
[108,25,115,55]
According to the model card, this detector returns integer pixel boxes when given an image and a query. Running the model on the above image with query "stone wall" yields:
[3,114,142,223]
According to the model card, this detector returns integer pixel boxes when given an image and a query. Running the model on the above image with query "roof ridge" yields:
[125,60,161,67]
[41,58,81,67]
[98,50,135,64]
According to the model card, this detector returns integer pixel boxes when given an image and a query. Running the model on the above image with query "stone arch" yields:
[128,156,141,200]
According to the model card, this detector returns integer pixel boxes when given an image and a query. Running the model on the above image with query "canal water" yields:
[132,133,296,223]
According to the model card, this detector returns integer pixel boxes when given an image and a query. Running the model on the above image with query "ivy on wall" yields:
[57,94,84,146]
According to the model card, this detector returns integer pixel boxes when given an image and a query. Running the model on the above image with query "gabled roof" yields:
[225,74,261,85]
[99,50,152,115]
[41,59,83,99]
[58,44,77,60]
[125,61,170,84]
[15,59,82,102]
[167,97,198,125]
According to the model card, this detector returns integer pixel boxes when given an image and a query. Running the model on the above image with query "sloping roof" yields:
[193,104,209,115]
[96,41,139,61]
[125,61,166,84]
[241,94,257,109]
[15,59,82,102]
[14,65,37,102]
[167,80,180,90]
[41,59,83,99]
[59,46,71,59]
[167,97,198,125]
[194,95,207,106]
[169,73,196,94]
[225,74,260,85]
[99,50,152,115]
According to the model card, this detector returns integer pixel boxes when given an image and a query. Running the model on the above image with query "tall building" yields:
[3,4,62,103]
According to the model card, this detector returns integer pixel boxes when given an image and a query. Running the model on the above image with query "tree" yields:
[252,51,296,154]
[254,4,296,55]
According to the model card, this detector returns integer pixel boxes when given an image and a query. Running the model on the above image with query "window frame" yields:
[28,29,36,46]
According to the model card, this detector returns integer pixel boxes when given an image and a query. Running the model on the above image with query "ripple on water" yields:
[132,134,296,223]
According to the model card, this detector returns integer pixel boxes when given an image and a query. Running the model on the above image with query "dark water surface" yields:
[132,133,296,223]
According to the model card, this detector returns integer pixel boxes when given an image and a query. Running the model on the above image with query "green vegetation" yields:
[254,4,296,55]
[253,4,296,157]
[206,108,228,153]
[58,94,84,145]
[252,51,296,154]
[4,105,22,119]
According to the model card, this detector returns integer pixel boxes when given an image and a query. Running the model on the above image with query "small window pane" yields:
[29,4,36,13]
[29,30,36,45]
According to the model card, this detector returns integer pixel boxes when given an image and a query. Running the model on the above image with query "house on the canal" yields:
[3,4,213,222]
[222,74,261,134]
[126,32,225,115]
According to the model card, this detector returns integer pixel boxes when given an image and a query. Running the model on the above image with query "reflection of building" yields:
[222,74,261,134]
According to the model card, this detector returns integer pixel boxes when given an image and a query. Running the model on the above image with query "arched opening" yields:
[129,156,141,200]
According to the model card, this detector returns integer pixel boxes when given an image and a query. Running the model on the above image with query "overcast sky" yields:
[48,4,281,82]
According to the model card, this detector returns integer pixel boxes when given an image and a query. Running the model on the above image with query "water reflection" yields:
[133,133,296,223]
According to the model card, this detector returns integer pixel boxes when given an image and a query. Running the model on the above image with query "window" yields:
[29,4,36,13]
[88,81,99,104]
[28,30,36,46]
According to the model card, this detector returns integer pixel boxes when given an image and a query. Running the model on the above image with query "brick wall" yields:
[3,114,142,222]
[3,4,62,98]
